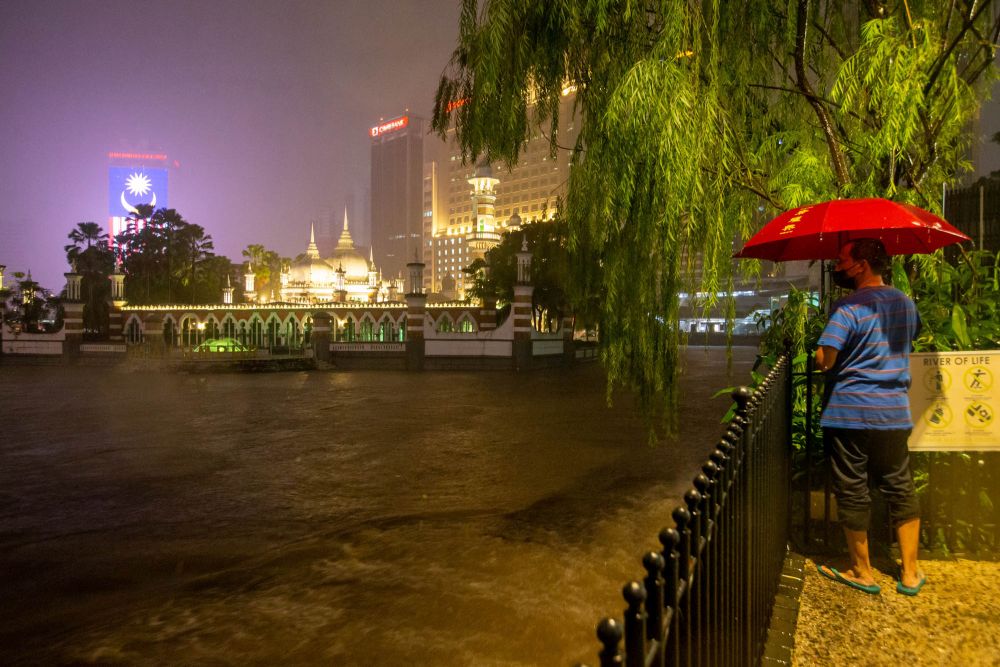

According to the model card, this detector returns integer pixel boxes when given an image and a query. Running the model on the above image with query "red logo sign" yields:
[370,116,409,138]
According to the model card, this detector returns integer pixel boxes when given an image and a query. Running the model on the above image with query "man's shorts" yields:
[825,427,920,532]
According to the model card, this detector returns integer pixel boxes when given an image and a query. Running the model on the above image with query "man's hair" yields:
[848,238,889,273]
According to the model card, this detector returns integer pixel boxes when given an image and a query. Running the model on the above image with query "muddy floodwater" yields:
[0,347,756,666]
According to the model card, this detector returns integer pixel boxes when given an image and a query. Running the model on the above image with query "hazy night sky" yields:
[1,1,998,292]
[0,0,462,290]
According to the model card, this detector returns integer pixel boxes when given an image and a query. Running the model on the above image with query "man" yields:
[814,238,926,596]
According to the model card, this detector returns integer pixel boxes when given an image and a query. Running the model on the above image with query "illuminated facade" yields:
[370,114,424,278]
[422,88,581,297]
[107,152,169,245]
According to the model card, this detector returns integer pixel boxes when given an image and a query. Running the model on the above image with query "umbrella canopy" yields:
[733,198,971,261]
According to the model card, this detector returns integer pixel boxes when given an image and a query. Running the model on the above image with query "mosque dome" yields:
[290,255,335,285]
[329,248,370,281]
[289,223,336,285]
[327,209,372,281]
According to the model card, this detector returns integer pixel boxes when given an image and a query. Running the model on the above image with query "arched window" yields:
[222,318,237,339]
[163,318,177,347]
[205,318,220,340]
[359,317,375,341]
[378,317,393,342]
[126,318,143,344]
[436,314,454,333]
[266,318,280,349]
[237,320,248,346]
[285,318,300,347]
[181,317,200,347]
[303,317,313,344]
[458,314,476,333]
[249,318,265,348]
[340,317,356,342]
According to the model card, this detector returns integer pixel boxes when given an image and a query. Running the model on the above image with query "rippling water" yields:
[0,347,756,666]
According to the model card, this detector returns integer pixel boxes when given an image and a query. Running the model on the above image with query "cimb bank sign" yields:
[369,116,409,138]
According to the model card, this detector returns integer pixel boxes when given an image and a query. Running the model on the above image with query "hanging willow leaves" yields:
[433,0,999,436]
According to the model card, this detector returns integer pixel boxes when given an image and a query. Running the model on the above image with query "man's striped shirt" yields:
[818,286,920,430]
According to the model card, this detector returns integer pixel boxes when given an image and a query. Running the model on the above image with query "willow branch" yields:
[794,0,851,188]
[812,19,848,61]
[924,0,992,96]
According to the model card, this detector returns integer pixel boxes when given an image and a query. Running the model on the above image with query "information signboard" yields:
[909,351,998,451]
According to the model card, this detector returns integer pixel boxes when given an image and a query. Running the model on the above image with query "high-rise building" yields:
[107,151,169,246]
[370,114,424,279]
[422,87,581,298]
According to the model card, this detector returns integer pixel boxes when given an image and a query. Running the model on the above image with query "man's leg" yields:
[842,526,877,584]
[896,517,921,587]
[825,429,877,585]
[871,429,923,587]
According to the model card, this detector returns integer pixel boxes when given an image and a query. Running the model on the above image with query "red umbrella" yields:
[733,198,971,261]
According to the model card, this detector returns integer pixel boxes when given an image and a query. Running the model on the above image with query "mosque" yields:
[249,209,404,304]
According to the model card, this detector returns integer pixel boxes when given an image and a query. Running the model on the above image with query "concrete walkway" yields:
[793,556,1000,666]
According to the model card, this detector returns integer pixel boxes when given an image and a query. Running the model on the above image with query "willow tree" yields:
[433,0,998,429]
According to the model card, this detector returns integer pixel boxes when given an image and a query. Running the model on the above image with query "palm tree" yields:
[64,222,114,336]
[180,223,214,303]
[64,222,103,268]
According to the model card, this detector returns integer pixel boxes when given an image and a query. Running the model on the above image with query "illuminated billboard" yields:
[108,166,168,241]
[370,115,409,138]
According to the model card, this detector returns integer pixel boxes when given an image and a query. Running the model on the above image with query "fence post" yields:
[717,433,738,667]
[597,618,623,667]
[623,581,647,667]
[693,474,712,667]
[732,387,752,667]
[684,488,702,666]
[643,551,665,644]
[701,461,721,667]
[659,527,681,667]
[672,505,692,665]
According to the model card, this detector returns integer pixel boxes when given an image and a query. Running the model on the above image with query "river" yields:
[0,346,756,666]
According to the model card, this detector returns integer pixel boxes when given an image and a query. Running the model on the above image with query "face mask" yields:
[831,268,856,289]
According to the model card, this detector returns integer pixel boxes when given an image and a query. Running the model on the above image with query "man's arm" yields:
[815,345,838,372]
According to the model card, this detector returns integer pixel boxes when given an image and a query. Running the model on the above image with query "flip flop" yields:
[816,564,881,595]
[896,574,927,596]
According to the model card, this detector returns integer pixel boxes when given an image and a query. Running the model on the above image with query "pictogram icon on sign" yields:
[924,368,951,394]
[964,366,993,393]
[964,401,994,429]
[925,400,952,429]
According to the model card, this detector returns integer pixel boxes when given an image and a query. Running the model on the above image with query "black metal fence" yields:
[943,182,1000,255]
[588,355,791,667]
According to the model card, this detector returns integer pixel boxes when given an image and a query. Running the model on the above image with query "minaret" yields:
[22,270,35,304]
[335,264,347,303]
[244,262,256,302]
[368,246,378,287]
[467,160,501,257]
[307,222,320,258]
[223,274,234,305]
[110,259,126,303]
[107,259,127,340]
[337,207,355,249]
[512,235,534,371]
[64,264,82,302]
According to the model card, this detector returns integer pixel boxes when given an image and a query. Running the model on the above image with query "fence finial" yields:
[658,526,680,554]
[732,386,752,415]
[596,617,624,666]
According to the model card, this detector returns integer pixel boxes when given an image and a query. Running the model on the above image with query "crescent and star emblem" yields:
[120,171,157,215]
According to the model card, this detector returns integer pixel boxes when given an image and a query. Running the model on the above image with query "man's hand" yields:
[815,345,838,372]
